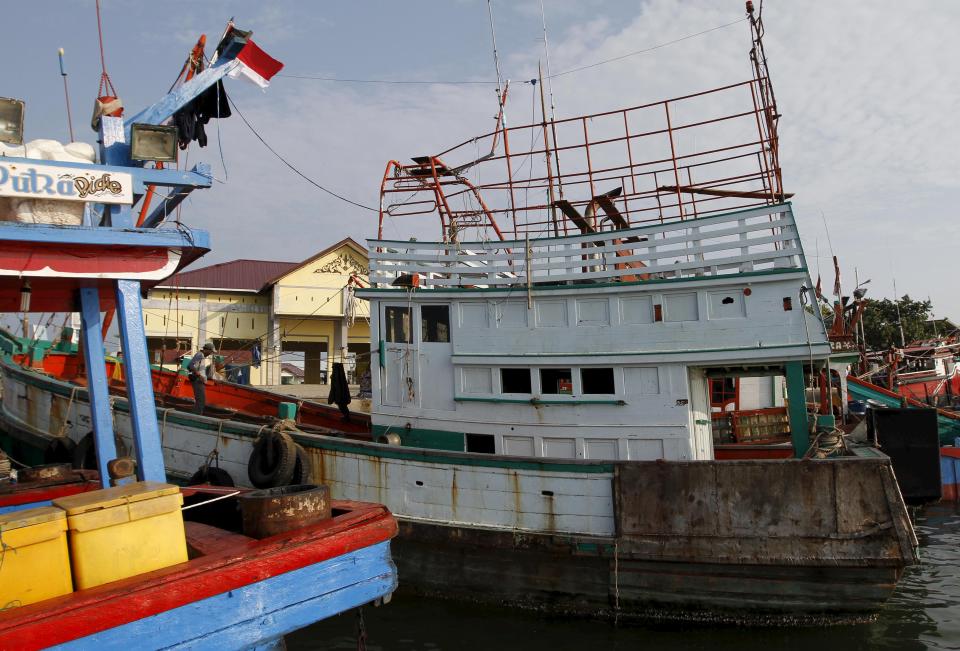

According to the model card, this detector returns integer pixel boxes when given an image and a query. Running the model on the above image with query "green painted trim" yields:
[357,267,808,296]
[784,360,808,459]
[373,202,794,247]
[453,342,828,359]
[454,396,625,406]
[333,427,614,473]
[373,424,465,452]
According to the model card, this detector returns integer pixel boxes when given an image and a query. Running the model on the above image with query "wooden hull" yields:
[0,353,917,625]
[0,494,397,650]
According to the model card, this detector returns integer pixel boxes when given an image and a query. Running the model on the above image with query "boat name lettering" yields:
[0,161,133,205]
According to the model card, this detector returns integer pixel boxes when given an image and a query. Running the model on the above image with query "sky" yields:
[4,0,959,319]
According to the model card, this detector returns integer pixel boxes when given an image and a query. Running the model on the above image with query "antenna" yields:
[893,277,906,348]
[538,0,564,198]
[486,1,505,103]
[58,48,76,142]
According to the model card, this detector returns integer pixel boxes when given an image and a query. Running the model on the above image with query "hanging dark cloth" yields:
[327,362,352,421]
[173,80,231,150]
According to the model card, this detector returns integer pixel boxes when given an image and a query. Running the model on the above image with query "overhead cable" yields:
[226,95,377,212]
[278,18,748,86]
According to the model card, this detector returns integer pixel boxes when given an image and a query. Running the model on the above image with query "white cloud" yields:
[177,0,960,318]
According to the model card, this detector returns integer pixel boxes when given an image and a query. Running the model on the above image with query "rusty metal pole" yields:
[663,101,685,220]
[538,63,559,237]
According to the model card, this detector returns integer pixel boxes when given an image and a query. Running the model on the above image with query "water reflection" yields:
[288,503,960,651]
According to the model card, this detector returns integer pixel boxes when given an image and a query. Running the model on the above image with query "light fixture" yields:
[0,97,25,146]
[130,123,178,162]
[19,280,31,312]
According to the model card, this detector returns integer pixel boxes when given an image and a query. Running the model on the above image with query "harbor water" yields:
[289,503,960,651]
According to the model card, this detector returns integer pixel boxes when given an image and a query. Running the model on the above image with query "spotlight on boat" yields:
[0,97,25,146]
[130,123,178,162]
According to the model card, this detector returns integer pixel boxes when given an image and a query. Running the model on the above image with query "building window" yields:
[541,368,573,394]
[466,433,495,454]
[421,305,450,343]
[581,368,615,394]
[501,368,531,394]
[384,306,412,343]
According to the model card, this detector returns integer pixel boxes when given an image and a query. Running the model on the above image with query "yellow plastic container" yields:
[53,481,188,590]
[0,506,72,607]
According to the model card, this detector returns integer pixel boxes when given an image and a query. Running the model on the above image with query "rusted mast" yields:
[746,0,782,200]
[538,63,559,237]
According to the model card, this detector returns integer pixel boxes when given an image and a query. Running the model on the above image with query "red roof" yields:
[160,259,298,292]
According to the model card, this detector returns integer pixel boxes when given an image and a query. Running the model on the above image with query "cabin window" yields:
[581,368,615,394]
[541,368,573,395]
[384,306,412,343]
[501,368,532,394]
[421,305,450,343]
[465,433,496,454]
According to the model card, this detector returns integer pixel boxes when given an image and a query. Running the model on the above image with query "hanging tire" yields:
[72,432,97,470]
[247,431,297,488]
[189,465,235,487]
[45,437,77,465]
[290,444,312,485]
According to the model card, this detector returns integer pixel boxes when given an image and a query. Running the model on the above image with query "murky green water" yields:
[288,503,960,651]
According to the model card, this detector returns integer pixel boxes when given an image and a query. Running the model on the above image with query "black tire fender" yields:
[189,466,236,487]
[290,444,312,485]
[247,431,297,488]
[45,437,77,465]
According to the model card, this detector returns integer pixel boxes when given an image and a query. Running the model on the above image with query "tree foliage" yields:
[861,295,933,351]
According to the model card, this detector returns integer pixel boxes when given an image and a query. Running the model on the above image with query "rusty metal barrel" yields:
[18,463,73,484]
[238,484,331,539]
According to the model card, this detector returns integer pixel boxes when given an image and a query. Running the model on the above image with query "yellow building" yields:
[142,238,370,386]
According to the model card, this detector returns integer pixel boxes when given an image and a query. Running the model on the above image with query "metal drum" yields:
[238,484,331,539]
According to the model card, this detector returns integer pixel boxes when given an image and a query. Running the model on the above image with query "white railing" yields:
[368,204,804,289]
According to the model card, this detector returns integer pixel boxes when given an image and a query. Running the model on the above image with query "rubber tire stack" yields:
[248,431,298,488]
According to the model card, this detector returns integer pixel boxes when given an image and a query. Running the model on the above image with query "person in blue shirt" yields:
[187,342,215,415]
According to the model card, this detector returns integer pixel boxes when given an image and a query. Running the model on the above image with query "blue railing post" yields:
[78,287,118,486]
[114,279,165,482]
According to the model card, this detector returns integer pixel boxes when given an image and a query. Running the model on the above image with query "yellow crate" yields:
[53,481,188,590]
[0,506,72,608]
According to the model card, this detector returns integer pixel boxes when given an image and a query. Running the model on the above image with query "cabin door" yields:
[381,304,418,408]
[688,368,715,460]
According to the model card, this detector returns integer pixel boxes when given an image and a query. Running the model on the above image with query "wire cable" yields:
[226,94,378,212]
[278,18,748,86]
[549,17,748,79]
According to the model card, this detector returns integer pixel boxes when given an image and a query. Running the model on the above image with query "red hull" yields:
[0,490,396,649]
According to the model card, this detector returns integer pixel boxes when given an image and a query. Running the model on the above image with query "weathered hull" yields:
[0,356,917,624]
[394,520,902,625]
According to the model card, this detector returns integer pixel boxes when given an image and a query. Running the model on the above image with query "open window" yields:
[501,368,532,394]
[540,368,573,395]
[421,305,450,343]
[581,367,615,394]
[384,306,412,343]
[465,433,496,454]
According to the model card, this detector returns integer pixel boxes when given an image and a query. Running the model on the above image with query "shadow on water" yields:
[288,503,960,651]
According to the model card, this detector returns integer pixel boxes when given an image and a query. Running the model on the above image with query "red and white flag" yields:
[228,40,284,89]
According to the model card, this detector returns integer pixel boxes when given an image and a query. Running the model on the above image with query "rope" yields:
[160,407,174,447]
[57,386,78,437]
[94,0,118,98]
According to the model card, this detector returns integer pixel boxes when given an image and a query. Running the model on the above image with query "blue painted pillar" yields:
[114,279,165,482]
[785,360,809,458]
[78,287,118,487]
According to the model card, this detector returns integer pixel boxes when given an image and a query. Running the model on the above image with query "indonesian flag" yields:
[228,39,284,89]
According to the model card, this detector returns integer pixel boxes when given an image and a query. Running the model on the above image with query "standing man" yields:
[188,342,215,415]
